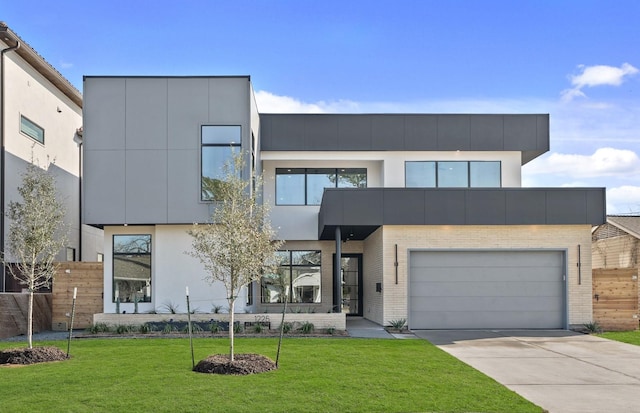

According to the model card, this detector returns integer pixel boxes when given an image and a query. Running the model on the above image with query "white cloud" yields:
[561,63,639,101]
[523,147,640,179]
[254,90,360,113]
[607,186,640,214]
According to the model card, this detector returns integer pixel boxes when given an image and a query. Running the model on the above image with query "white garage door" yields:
[409,250,565,329]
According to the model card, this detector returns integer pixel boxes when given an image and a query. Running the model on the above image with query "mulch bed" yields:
[0,346,68,365]
[193,353,277,375]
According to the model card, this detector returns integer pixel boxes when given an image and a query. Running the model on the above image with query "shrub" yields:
[209,321,221,333]
[86,323,111,334]
[389,318,407,330]
[326,327,336,335]
[584,321,603,334]
[281,322,293,334]
[299,321,314,334]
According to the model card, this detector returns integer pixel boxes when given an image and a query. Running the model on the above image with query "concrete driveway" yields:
[414,330,640,413]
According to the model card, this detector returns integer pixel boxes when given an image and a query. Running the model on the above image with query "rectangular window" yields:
[261,250,321,303]
[405,161,501,188]
[201,125,241,201]
[275,168,367,205]
[470,161,501,187]
[405,161,436,188]
[20,115,44,144]
[113,234,151,303]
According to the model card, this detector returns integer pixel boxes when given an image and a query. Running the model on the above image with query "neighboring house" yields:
[592,215,640,270]
[83,76,605,329]
[0,23,103,291]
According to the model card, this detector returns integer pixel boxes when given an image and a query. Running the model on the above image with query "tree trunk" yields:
[228,298,236,362]
[27,289,34,349]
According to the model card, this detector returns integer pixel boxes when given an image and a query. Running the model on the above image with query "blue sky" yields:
[4,0,639,213]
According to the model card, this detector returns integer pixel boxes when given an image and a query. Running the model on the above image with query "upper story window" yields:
[276,168,367,205]
[406,161,501,188]
[201,125,241,201]
[20,115,44,144]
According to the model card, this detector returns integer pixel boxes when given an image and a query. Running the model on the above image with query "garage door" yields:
[409,250,565,329]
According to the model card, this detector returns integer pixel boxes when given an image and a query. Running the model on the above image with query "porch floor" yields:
[346,317,395,339]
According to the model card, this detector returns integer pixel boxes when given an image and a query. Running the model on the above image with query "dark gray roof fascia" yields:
[260,114,549,165]
[318,187,606,240]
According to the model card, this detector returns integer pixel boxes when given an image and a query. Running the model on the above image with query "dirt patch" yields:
[193,353,277,375]
[0,346,68,365]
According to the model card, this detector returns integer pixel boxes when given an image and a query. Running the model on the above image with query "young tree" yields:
[187,153,283,361]
[2,160,67,349]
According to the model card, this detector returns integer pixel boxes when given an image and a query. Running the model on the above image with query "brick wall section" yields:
[0,294,52,339]
[381,225,593,327]
[52,262,104,330]
[363,227,384,324]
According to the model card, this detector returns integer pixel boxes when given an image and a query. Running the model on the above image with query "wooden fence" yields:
[52,262,104,330]
[592,268,639,331]
[0,294,52,339]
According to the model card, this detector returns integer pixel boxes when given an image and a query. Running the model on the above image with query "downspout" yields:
[74,129,83,261]
[0,38,20,291]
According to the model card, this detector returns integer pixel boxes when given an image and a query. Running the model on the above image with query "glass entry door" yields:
[339,254,363,316]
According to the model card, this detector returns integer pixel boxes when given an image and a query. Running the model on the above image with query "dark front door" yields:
[338,254,363,316]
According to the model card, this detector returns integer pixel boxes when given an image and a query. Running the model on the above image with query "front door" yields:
[339,254,363,316]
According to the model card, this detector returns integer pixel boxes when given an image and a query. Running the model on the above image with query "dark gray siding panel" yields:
[318,188,606,239]
[437,115,470,150]
[260,114,549,164]
[306,115,338,150]
[466,191,506,224]
[505,190,546,224]
[383,189,426,225]
[546,191,587,224]
[424,190,467,225]
[342,189,383,224]
[404,115,438,150]
[270,115,306,150]
[470,116,504,151]
[504,115,538,151]
[337,116,371,150]
[125,78,168,150]
[372,116,405,150]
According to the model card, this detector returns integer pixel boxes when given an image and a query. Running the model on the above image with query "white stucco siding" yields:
[103,225,246,314]
[262,150,522,240]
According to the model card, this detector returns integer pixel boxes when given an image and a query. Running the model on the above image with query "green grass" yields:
[599,330,640,345]
[0,338,542,413]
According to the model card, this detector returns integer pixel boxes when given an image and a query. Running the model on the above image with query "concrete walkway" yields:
[346,317,395,338]
[415,329,640,413]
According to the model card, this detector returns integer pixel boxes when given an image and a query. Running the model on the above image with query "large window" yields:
[261,250,321,303]
[20,115,44,144]
[201,125,241,201]
[276,168,367,205]
[406,161,501,188]
[113,235,151,303]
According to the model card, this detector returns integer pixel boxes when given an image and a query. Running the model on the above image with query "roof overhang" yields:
[318,187,606,240]
[1,22,82,108]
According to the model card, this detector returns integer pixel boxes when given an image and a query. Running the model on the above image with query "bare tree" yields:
[2,160,67,348]
[187,152,283,361]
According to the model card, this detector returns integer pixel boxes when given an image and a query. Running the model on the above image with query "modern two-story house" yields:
[83,75,605,329]
[1,23,103,291]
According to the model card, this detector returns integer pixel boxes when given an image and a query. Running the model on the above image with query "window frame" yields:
[20,115,45,144]
[112,234,152,303]
[200,125,242,201]
[405,160,502,188]
[261,250,322,304]
[275,168,367,206]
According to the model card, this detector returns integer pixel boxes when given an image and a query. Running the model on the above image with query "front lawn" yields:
[599,330,640,345]
[0,337,542,413]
